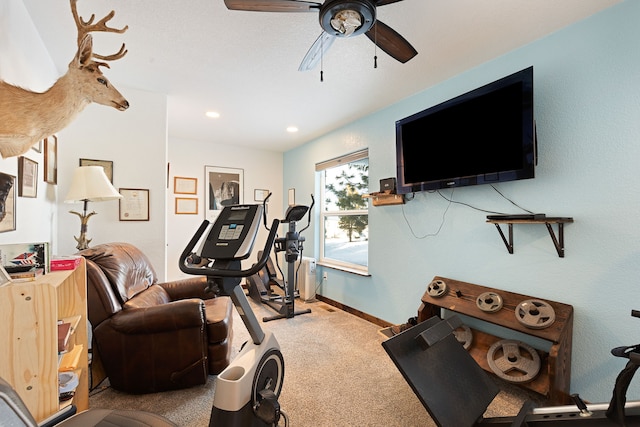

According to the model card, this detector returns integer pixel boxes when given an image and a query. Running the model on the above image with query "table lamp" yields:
[65,166,122,250]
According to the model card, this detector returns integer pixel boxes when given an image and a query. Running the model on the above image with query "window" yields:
[317,149,369,274]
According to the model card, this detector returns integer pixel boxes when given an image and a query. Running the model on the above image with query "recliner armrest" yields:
[110,298,206,334]
[158,276,212,301]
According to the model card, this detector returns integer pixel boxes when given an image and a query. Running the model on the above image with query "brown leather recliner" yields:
[80,242,233,394]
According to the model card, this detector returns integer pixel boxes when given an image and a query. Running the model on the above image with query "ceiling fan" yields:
[223,0,418,71]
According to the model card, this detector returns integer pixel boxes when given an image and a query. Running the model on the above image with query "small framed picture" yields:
[0,173,16,233]
[174,177,197,194]
[44,136,57,184]
[18,156,38,198]
[254,189,269,202]
[80,158,113,183]
[119,188,150,221]
[175,197,198,215]
[288,188,295,206]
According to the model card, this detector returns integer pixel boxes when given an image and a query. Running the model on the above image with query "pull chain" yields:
[373,23,378,69]
[320,35,324,82]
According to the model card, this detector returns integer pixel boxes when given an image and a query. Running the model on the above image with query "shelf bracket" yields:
[493,223,514,254]
[545,222,566,258]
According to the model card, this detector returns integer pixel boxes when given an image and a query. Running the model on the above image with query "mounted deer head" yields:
[0,0,129,158]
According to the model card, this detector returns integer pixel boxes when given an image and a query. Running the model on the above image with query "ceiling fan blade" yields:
[365,20,417,63]
[376,0,405,6]
[224,0,320,12]
[299,32,336,71]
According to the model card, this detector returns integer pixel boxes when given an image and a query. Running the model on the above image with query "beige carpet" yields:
[89,298,541,426]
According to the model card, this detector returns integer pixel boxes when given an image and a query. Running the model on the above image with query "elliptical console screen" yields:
[200,204,262,261]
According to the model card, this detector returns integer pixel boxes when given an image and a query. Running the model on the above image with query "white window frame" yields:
[316,149,369,275]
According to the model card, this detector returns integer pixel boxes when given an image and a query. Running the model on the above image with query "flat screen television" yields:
[395,66,535,194]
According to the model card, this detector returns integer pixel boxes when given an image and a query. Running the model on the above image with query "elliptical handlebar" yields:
[179,217,281,278]
[298,194,314,234]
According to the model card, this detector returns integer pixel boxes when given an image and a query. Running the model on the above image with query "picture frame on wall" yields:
[18,156,38,198]
[204,166,243,222]
[80,158,113,183]
[0,173,16,233]
[254,189,269,202]
[174,176,197,194]
[175,197,198,215]
[118,188,150,221]
[44,135,57,184]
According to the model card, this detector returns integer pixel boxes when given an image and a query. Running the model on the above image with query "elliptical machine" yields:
[258,196,314,322]
[179,198,294,426]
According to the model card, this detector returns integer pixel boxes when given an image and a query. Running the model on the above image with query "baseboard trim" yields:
[315,294,394,328]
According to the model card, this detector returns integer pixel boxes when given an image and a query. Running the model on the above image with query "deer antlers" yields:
[70,0,128,63]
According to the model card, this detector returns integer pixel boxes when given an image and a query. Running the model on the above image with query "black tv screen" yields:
[395,66,535,194]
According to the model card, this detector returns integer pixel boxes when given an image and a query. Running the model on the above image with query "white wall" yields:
[283,1,640,402]
[55,87,168,274]
[166,137,283,281]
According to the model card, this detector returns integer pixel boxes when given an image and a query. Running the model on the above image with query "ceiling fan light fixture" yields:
[330,10,362,36]
[320,0,375,37]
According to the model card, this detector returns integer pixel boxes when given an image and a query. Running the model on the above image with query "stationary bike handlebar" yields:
[178,217,281,278]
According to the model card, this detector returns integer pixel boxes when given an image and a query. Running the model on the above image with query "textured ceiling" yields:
[21,0,620,152]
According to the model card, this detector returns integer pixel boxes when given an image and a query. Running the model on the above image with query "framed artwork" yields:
[204,166,243,222]
[174,176,197,194]
[254,189,269,202]
[175,197,198,215]
[0,173,16,233]
[288,188,295,206]
[80,158,113,183]
[118,188,149,221]
[44,135,57,184]
[18,156,38,198]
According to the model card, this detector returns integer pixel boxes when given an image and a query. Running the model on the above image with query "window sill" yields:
[317,261,371,277]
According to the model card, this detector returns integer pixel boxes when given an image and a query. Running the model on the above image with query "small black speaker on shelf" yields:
[380,177,396,193]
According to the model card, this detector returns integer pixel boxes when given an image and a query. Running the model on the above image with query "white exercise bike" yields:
[179,200,295,426]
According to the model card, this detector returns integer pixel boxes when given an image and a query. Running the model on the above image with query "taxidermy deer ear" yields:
[74,34,93,67]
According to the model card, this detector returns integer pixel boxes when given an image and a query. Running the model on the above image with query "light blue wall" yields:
[284,1,640,402]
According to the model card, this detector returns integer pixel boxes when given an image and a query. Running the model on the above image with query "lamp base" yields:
[70,206,97,251]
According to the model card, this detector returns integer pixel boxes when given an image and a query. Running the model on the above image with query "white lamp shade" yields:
[64,166,123,203]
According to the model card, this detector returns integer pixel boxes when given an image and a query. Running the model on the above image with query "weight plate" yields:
[515,299,556,329]
[427,280,448,298]
[487,339,541,383]
[453,325,473,350]
[476,292,503,313]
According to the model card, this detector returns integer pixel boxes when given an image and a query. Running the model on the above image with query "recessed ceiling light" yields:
[286,126,298,133]
[205,111,220,119]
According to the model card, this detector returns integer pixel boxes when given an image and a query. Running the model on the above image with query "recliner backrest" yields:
[80,243,157,304]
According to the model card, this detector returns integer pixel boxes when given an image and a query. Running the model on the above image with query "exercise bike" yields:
[179,198,297,426]
[246,196,314,322]
[383,310,640,426]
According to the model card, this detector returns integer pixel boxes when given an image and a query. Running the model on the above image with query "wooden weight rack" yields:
[417,276,573,405]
